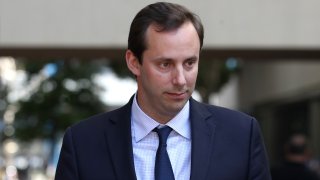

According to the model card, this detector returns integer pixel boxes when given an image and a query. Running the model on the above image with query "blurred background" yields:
[1,0,320,179]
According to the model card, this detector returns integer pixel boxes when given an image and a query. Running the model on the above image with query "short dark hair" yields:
[128,2,204,63]
[286,134,307,155]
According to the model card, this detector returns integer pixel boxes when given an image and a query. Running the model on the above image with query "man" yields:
[271,134,320,180]
[55,2,271,180]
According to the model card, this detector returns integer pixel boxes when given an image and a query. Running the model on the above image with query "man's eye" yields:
[160,62,170,68]
[185,60,195,68]
[187,61,194,66]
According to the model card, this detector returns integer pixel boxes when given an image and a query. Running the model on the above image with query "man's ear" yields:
[126,50,141,76]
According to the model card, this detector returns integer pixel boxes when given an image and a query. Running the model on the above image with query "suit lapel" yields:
[104,98,137,180]
[189,99,217,180]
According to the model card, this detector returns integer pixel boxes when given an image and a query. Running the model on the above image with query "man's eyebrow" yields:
[151,55,199,61]
[151,56,173,61]
[186,55,199,60]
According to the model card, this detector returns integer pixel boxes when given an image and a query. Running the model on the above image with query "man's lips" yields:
[165,91,188,99]
[167,92,185,96]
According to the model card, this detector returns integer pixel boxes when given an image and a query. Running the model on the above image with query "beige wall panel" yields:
[1,0,320,47]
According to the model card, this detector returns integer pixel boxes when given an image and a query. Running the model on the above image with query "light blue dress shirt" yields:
[131,94,191,180]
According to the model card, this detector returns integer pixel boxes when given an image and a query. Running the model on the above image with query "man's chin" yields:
[167,100,188,112]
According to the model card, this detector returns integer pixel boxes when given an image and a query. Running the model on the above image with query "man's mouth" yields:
[165,91,188,100]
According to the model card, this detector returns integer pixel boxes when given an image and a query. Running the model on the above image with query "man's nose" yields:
[172,66,186,86]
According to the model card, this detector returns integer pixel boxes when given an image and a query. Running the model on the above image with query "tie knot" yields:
[154,126,172,145]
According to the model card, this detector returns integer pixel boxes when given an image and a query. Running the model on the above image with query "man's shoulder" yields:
[191,98,258,131]
[68,103,131,134]
[191,100,263,143]
[191,99,253,120]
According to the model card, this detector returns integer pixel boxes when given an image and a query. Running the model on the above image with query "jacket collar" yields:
[189,98,217,180]
[104,96,137,180]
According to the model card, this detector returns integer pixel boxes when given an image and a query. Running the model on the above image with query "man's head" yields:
[284,134,311,163]
[128,2,204,63]
[126,2,202,123]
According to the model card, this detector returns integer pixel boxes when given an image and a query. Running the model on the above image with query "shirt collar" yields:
[131,94,191,142]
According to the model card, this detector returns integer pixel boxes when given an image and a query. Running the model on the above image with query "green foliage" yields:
[14,59,107,141]
[197,59,239,103]
[108,58,134,78]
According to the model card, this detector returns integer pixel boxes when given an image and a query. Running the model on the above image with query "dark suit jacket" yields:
[55,97,271,180]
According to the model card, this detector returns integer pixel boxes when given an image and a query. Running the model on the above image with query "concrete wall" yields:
[239,60,320,110]
[1,0,320,48]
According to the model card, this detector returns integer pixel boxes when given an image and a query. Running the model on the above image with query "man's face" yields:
[127,22,200,123]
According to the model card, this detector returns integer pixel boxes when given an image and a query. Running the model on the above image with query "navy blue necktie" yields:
[154,126,175,180]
